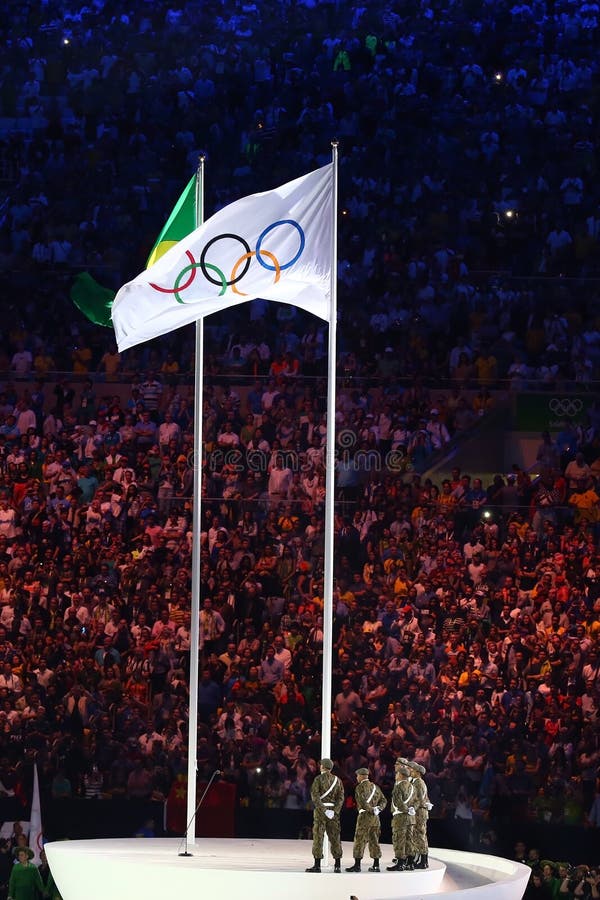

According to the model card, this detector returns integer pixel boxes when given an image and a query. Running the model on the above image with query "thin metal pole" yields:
[321,142,339,760]
[185,155,205,849]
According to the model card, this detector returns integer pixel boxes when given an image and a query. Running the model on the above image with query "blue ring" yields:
[255,219,305,271]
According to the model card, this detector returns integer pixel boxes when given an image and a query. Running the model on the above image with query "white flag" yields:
[30,764,43,865]
[112,164,334,351]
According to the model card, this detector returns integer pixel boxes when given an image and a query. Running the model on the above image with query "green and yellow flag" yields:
[71,174,197,328]
[146,175,196,267]
[70,272,115,328]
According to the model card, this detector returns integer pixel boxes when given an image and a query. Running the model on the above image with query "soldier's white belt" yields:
[323,802,334,806]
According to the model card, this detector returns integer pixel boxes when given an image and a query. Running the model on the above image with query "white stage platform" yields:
[45,838,530,900]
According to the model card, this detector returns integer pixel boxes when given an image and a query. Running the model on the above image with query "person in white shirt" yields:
[217,421,240,448]
[0,599,16,630]
[175,613,191,653]
[261,380,279,412]
[33,660,54,689]
[11,344,32,377]
[0,501,17,539]
[158,412,181,451]
[426,409,450,449]
[15,401,36,435]
[273,634,293,671]
[305,436,324,469]
[268,456,293,500]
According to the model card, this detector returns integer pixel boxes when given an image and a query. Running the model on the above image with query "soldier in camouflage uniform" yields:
[306,758,344,873]
[405,759,431,869]
[387,763,416,871]
[346,767,387,873]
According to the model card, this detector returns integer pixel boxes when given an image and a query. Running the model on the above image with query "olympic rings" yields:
[232,250,281,296]
[200,233,251,287]
[150,250,197,294]
[255,219,305,271]
[149,219,306,300]
[548,398,583,417]
[173,260,227,304]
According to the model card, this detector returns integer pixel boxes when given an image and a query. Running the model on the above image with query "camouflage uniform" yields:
[390,774,416,862]
[352,777,387,860]
[310,770,344,861]
[408,768,429,857]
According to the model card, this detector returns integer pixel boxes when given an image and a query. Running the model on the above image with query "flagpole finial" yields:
[331,139,339,148]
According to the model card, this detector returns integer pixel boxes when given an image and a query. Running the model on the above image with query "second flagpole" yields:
[319,141,339,863]
[184,155,205,851]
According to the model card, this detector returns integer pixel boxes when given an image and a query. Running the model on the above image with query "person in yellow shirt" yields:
[98,344,121,380]
[33,349,55,376]
[392,569,411,598]
[458,657,482,688]
[160,352,180,385]
[72,340,92,373]
[438,479,457,511]
[568,479,599,525]
[474,350,498,386]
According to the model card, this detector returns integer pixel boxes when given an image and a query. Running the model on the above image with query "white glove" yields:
[373,806,380,816]
[325,810,334,819]
[408,806,416,816]
[427,802,433,811]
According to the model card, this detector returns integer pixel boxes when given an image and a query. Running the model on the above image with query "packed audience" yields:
[0,366,596,837]
[0,0,598,864]
[1,0,600,387]
[518,841,600,900]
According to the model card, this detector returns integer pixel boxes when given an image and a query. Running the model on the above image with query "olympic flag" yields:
[111,163,334,351]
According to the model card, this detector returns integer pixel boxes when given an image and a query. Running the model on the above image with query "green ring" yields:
[174,261,227,303]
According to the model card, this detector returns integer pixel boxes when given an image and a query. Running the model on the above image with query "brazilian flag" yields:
[146,174,197,267]
[71,174,198,327]
[70,272,115,328]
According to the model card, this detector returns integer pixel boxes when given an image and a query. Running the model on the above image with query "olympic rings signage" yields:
[150,219,305,304]
[548,398,583,417]
[515,393,591,431]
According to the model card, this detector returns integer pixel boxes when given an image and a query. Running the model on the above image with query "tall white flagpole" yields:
[320,142,338,762]
[184,156,205,849]
[30,763,43,864]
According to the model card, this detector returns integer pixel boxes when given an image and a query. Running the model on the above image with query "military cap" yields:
[408,761,426,775]
[319,758,334,770]
[355,767,369,776]
[396,764,411,776]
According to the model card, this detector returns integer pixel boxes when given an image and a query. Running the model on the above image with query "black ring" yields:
[200,233,252,286]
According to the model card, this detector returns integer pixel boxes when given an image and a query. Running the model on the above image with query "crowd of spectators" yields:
[2,0,600,388]
[0,0,599,862]
[0,368,597,837]
[517,841,600,900]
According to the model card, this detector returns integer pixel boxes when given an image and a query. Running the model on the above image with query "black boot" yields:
[334,859,341,873]
[346,859,361,872]
[405,855,415,870]
[386,858,404,871]
[305,859,321,873]
[368,859,380,872]
[416,853,429,869]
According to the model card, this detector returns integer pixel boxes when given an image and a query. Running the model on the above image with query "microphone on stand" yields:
[178,769,221,857]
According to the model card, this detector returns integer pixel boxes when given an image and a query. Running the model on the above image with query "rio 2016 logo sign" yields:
[149,220,305,303]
